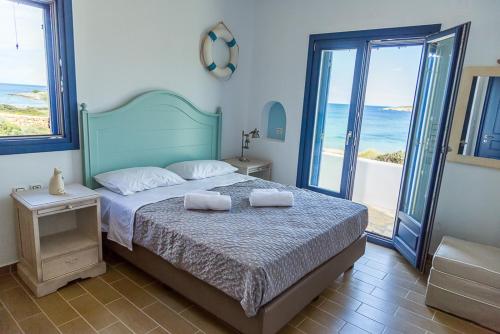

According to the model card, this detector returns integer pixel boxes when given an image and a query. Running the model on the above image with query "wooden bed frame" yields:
[81,90,366,334]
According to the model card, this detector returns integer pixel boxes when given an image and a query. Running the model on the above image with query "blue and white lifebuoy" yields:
[202,22,239,80]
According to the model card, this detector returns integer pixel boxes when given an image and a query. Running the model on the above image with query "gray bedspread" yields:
[134,179,367,316]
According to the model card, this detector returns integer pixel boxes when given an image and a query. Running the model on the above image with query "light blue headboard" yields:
[81,90,222,189]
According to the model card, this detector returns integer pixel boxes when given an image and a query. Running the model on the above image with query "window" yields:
[0,0,77,155]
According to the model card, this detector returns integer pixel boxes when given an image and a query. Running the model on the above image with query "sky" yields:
[0,0,47,86]
[328,45,423,107]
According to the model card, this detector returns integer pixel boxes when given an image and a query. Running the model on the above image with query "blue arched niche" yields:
[262,101,286,141]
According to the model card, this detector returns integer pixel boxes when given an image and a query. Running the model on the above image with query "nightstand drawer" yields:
[42,247,98,281]
[248,166,269,173]
[37,199,97,216]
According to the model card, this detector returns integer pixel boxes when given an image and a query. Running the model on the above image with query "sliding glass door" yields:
[393,23,470,270]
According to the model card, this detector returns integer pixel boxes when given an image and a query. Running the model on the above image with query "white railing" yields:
[317,153,403,212]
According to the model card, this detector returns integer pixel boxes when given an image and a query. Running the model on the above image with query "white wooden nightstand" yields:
[11,184,106,297]
[224,157,272,180]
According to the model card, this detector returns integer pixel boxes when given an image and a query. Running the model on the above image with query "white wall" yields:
[246,0,500,252]
[0,0,256,266]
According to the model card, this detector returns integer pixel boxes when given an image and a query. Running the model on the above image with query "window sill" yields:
[0,135,79,155]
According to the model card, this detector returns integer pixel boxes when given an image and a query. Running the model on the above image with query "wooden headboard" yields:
[81,90,221,189]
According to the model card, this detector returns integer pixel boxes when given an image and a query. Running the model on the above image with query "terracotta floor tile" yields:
[144,303,199,333]
[405,291,426,305]
[58,282,86,300]
[300,305,345,332]
[335,285,398,315]
[371,288,435,319]
[114,263,154,287]
[288,313,306,327]
[58,317,96,334]
[0,274,18,292]
[356,304,425,334]
[69,294,117,330]
[147,327,169,334]
[110,278,155,308]
[296,318,330,334]
[179,305,236,334]
[318,299,384,334]
[144,282,192,312]
[100,267,124,284]
[321,289,362,311]
[6,244,495,334]
[433,310,496,334]
[278,325,306,334]
[18,312,59,334]
[0,304,22,334]
[79,277,121,304]
[353,263,387,280]
[35,292,78,326]
[0,286,40,321]
[100,322,134,334]
[339,323,370,333]
[106,298,157,334]
[394,308,462,334]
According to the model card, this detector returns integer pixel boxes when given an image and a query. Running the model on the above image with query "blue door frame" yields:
[297,25,441,249]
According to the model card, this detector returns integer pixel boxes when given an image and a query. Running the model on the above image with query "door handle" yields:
[345,130,353,146]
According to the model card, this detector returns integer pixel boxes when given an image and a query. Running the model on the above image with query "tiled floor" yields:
[0,243,494,334]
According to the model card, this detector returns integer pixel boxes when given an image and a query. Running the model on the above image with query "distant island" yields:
[8,90,48,102]
[383,106,413,112]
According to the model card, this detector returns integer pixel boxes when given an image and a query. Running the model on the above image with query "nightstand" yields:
[224,157,272,180]
[11,184,106,297]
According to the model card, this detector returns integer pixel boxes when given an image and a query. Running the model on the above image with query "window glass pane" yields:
[0,0,51,137]
[401,35,455,222]
[309,49,357,193]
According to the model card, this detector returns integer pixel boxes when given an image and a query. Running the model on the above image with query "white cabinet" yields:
[11,184,106,297]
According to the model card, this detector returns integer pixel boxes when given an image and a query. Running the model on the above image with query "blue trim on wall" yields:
[0,0,78,155]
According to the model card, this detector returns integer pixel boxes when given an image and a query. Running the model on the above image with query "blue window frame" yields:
[0,0,78,155]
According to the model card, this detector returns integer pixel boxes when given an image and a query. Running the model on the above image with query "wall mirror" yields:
[448,66,500,169]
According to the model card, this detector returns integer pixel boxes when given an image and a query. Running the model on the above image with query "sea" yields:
[324,103,411,153]
[0,84,410,154]
[0,82,48,108]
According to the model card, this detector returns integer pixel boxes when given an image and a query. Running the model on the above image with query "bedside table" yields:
[224,157,272,180]
[11,184,106,297]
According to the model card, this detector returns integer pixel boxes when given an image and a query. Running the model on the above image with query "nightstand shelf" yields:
[224,157,272,180]
[40,230,98,261]
[11,184,106,297]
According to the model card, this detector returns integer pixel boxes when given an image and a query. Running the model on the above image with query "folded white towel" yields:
[184,193,231,211]
[249,191,294,207]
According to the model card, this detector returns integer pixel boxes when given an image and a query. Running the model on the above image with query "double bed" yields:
[81,90,368,334]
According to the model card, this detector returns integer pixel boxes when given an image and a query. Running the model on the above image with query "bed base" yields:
[104,234,366,334]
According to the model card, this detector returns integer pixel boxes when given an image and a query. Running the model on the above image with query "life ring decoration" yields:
[202,22,239,80]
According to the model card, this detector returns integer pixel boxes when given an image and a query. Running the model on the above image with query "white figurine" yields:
[48,168,65,195]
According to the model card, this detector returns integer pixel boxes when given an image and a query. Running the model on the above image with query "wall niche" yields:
[262,101,286,141]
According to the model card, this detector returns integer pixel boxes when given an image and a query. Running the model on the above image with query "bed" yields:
[81,90,367,334]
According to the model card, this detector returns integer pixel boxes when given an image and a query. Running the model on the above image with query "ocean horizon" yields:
[0,82,48,108]
[0,83,411,154]
[324,103,411,154]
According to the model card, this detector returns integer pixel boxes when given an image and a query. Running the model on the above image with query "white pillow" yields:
[165,160,237,180]
[94,166,185,195]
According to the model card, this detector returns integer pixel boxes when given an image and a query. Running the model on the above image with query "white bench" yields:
[426,236,500,331]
